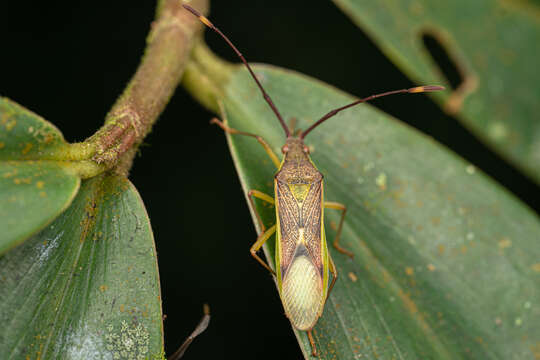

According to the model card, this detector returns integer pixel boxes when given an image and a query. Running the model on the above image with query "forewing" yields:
[276,180,300,274]
[301,179,323,273]
[277,179,326,330]
[276,178,324,278]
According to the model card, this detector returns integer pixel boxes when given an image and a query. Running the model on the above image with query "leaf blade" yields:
[0,98,80,253]
[0,175,164,359]
[219,64,540,359]
[331,0,540,183]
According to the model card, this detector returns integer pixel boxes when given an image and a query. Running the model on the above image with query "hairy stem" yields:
[83,0,209,176]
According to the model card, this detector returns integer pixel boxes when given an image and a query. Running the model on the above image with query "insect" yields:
[183,4,444,357]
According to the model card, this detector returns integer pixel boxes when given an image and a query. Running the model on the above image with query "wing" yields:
[276,179,324,278]
[300,179,323,274]
[276,179,300,273]
[276,178,326,330]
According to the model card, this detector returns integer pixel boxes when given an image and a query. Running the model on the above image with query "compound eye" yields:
[281,145,289,153]
[303,145,309,153]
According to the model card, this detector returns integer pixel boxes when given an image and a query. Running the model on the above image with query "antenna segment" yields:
[183,4,291,137]
[300,85,444,139]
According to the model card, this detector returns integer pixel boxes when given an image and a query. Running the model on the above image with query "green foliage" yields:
[0,98,80,253]
[0,175,163,359]
[218,65,539,359]
[1,0,539,359]
[332,0,540,183]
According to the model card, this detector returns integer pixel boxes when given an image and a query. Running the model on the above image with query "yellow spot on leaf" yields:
[43,134,54,144]
[0,142,4,149]
[438,244,445,255]
[531,263,540,272]
[382,268,391,283]
[3,169,17,178]
[427,264,436,271]
[13,178,31,185]
[375,173,387,190]
[99,285,108,292]
[498,237,512,249]
[398,289,418,314]
[39,191,47,198]
[409,1,424,16]
[21,142,33,155]
[466,165,476,174]
[348,272,358,282]
[405,267,414,276]
[5,120,16,131]
[530,343,540,360]
[36,181,45,189]
[488,122,508,141]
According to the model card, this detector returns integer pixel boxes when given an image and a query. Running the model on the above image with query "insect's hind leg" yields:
[326,253,338,303]
[211,118,281,169]
[250,224,277,275]
[324,201,354,258]
[246,189,276,275]
[307,330,318,357]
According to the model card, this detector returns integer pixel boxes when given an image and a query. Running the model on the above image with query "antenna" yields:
[300,85,444,139]
[183,4,290,137]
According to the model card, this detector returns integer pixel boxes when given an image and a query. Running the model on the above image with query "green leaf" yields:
[331,0,540,183]
[218,65,540,359]
[0,98,80,253]
[0,174,164,359]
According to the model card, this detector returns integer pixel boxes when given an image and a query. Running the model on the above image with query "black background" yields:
[1,1,538,359]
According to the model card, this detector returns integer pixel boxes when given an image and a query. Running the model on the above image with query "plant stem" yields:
[84,0,209,176]
[182,41,234,113]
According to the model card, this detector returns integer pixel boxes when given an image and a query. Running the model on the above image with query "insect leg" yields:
[211,118,281,169]
[307,330,318,357]
[250,224,277,275]
[248,189,275,232]
[326,253,338,302]
[324,201,354,258]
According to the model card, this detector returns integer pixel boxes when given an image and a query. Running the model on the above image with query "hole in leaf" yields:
[422,32,463,90]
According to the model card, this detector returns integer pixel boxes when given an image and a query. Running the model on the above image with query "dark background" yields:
[1,1,538,359]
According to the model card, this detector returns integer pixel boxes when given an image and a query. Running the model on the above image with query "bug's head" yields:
[281,137,310,161]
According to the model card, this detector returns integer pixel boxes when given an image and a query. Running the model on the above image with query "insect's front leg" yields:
[211,118,281,169]
[248,189,275,232]
[324,201,354,258]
